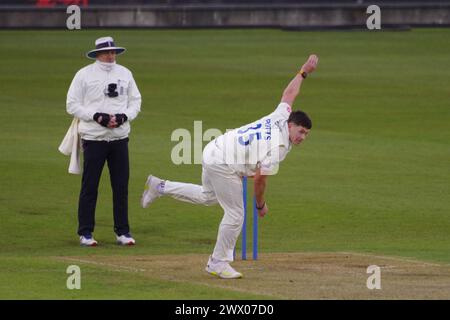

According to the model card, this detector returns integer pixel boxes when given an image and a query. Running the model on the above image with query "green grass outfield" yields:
[0,28,449,299]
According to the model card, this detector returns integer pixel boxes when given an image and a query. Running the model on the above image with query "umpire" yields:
[66,36,141,246]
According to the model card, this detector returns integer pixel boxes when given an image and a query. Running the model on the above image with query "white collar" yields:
[95,60,116,72]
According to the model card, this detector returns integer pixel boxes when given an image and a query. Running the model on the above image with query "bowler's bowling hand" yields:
[301,54,319,74]
[257,202,269,218]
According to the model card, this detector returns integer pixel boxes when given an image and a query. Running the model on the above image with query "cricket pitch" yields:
[58,252,450,299]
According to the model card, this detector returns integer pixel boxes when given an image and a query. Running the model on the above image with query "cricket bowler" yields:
[141,54,319,278]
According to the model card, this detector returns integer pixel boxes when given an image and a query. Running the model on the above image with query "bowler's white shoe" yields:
[205,256,243,279]
[141,175,164,208]
[116,233,136,246]
[79,235,98,247]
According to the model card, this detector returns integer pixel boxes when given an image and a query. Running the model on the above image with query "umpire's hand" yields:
[94,112,111,127]
[107,115,118,128]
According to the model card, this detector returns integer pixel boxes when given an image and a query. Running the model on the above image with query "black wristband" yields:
[300,70,308,79]
[256,202,265,210]
[115,113,128,127]
[93,112,110,127]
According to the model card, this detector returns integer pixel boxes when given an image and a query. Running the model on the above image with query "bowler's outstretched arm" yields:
[281,54,319,107]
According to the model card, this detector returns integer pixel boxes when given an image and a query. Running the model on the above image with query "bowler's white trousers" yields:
[163,140,244,262]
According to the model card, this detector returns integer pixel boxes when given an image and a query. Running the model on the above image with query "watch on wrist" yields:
[300,69,308,79]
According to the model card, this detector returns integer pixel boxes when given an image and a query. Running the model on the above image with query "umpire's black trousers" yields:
[78,138,130,237]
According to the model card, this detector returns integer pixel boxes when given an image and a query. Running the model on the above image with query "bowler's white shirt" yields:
[210,102,292,176]
[66,61,141,141]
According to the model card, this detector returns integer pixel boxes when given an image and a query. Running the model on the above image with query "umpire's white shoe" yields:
[205,256,243,279]
[116,233,136,246]
[141,175,164,208]
[79,235,98,247]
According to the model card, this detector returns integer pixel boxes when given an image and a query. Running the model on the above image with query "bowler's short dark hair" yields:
[288,110,312,129]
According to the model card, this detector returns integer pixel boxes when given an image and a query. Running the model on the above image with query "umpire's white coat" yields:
[66,61,141,141]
